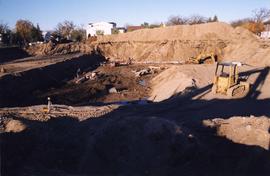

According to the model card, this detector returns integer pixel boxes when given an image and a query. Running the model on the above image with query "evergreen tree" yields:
[213,15,218,22]
[30,24,43,42]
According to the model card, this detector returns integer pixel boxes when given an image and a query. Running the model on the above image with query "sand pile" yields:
[149,65,214,102]
[26,22,270,66]
[97,22,270,66]
[98,22,240,42]
[203,116,270,150]
[149,66,197,102]
[96,22,235,63]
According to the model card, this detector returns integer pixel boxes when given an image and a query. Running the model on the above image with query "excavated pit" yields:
[1,22,270,176]
[0,52,163,108]
[0,53,106,107]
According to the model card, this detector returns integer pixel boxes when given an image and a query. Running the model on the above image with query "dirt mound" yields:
[26,41,93,56]
[81,115,200,174]
[96,23,234,63]
[96,22,270,66]
[25,22,270,66]
[203,116,270,150]
[98,22,242,42]
[149,66,197,102]
[149,65,214,102]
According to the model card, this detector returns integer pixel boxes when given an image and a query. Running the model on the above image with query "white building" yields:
[86,22,116,38]
[117,27,126,34]
[261,20,270,39]
[261,31,270,39]
[42,31,53,42]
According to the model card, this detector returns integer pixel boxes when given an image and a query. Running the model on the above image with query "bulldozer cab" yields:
[212,61,249,97]
[215,62,240,85]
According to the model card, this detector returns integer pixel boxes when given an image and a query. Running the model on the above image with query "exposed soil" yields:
[25,22,270,66]
[35,64,162,106]
[0,22,270,176]
[203,116,270,149]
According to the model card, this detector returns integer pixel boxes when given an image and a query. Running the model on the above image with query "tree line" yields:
[166,8,270,35]
[0,20,86,46]
[166,14,218,26]
[1,7,269,47]
[231,8,270,35]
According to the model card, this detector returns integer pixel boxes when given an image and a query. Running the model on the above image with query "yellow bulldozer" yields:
[189,52,217,64]
[211,61,250,97]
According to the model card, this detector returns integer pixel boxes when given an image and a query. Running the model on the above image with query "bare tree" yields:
[167,15,188,25]
[56,20,76,40]
[71,26,86,42]
[167,14,209,26]
[15,19,43,45]
[0,21,9,33]
[15,19,34,44]
[188,15,207,25]
[252,8,270,22]
[231,18,253,27]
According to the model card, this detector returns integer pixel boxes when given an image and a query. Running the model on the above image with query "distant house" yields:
[117,27,126,34]
[42,31,53,42]
[86,22,117,38]
[261,20,270,39]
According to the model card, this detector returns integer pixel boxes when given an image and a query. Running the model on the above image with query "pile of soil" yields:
[149,65,214,102]
[98,22,241,42]
[149,67,197,102]
[203,116,270,150]
[96,22,270,65]
[26,41,93,56]
[25,22,270,66]
[223,28,270,66]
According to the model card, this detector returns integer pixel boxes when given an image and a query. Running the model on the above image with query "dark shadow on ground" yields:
[0,53,106,107]
[0,47,30,64]
[1,66,270,176]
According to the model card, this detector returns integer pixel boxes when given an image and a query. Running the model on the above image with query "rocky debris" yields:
[0,104,120,122]
[133,66,162,77]
[203,116,270,150]
[75,71,98,84]
[108,57,133,67]
[108,87,118,93]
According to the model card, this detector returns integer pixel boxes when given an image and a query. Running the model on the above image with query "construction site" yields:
[1,22,270,175]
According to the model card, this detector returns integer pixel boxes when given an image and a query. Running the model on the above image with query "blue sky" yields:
[0,0,270,31]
